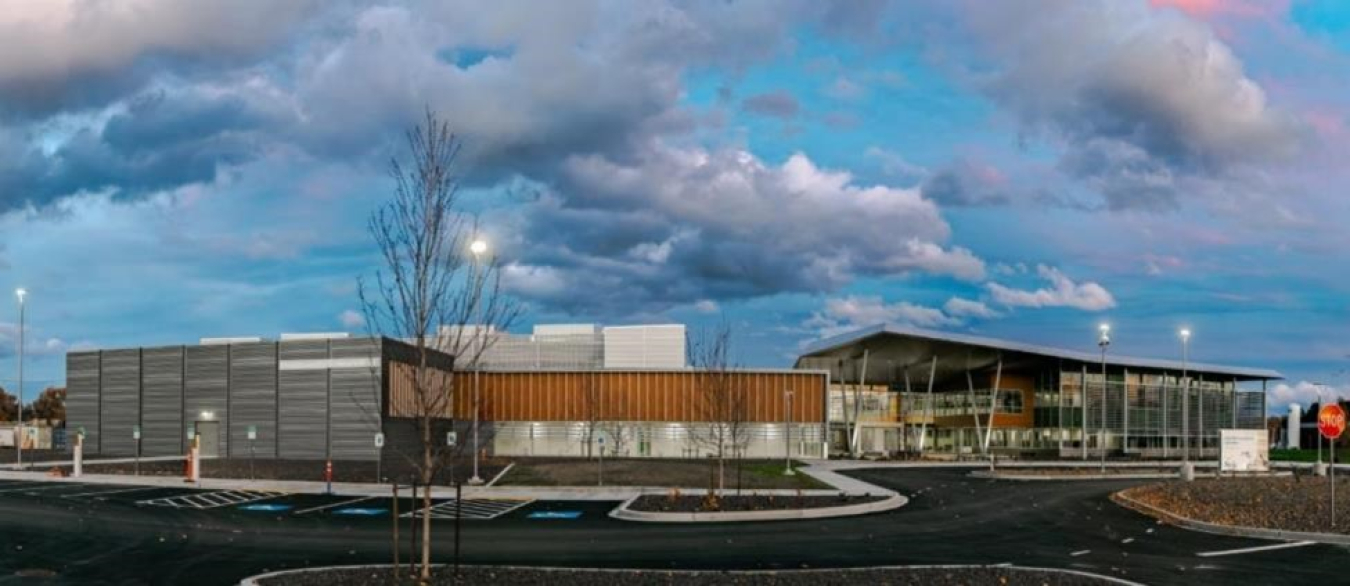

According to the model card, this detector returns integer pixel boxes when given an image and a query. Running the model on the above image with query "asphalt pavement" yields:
[0,468,1343,585]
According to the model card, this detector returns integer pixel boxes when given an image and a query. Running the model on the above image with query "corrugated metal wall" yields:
[184,345,229,455]
[228,343,277,458]
[278,340,328,459]
[141,347,184,456]
[65,352,101,451]
[99,349,140,456]
[329,338,382,460]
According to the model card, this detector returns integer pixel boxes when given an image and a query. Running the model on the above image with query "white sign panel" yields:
[374,433,385,448]
[1220,429,1270,473]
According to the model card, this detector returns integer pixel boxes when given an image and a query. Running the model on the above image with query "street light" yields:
[467,238,487,486]
[1180,328,1191,462]
[14,288,25,469]
[1098,324,1110,473]
[784,390,795,476]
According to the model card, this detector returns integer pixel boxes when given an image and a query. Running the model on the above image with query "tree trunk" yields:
[420,424,434,582]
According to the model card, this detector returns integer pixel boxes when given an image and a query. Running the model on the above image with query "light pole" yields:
[1180,328,1190,462]
[467,238,488,486]
[14,288,25,469]
[784,390,795,476]
[1098,323,1110,473]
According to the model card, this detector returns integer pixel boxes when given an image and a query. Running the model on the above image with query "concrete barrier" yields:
[609,492,907,523]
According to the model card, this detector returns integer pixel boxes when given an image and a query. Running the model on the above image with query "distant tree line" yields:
[0,386,65,424]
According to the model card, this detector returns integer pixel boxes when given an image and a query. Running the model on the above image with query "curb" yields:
[972,471,1181,481]
[238,563,1143,586]
[1111,489,1350,545]
[607,492,907,523]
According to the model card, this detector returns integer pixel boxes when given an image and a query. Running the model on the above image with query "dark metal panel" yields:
[329,337,380,360]
[184,345,229,456]
[65,352,101,453]
[99,349,140,456]
[228,342,277,458]
[278,339,329,459]
[331,367,382,461]
[141,347,184,456]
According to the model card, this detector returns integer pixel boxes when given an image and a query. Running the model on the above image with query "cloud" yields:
[338,309,365,329]
[943,297,1000,319]
[987,265,1116,311]
[741,90,800,119]
[920,159,1012,206]
[806,295,958,337]
[0,322,72,359]
[499,143,984,313]
[956,0,1303,211]
[864,146,928,183]
[693,299,720,314]
[1269,381,1350,413]
[0,0,319,116]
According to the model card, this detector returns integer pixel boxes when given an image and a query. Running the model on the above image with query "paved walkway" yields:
[0,455,185,470]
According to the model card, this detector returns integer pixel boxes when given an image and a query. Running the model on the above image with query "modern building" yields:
[795,324,1278,459]
[65,334,455,462]
[65,324,831,461]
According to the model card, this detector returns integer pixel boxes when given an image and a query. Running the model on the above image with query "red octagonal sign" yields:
[1319,404,1346,440]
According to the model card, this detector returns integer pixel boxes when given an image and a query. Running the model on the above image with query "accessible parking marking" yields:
[138,489,286,510]
[401,498,531,520]
[293,495,378,515]
[1196,541,1317,558]
[0,482,84,494]
[63,485,165,499]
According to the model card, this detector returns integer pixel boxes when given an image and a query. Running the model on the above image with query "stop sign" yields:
[1319,404,1346,440]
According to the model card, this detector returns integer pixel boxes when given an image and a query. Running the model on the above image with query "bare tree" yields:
[688,322,750,492]
[359,110,519,582]
[582,373,631,457]
[581,373,602,458]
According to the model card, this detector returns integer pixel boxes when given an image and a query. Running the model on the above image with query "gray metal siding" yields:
[278,340,328,459]
[184,345,229,456]
[331,367,381,460]
[141,347,184,456]
[99,349,141,456]
[228,343,277,458]
[65,352,101,453]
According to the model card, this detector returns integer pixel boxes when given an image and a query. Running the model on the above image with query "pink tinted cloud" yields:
[1149,0,1288,20]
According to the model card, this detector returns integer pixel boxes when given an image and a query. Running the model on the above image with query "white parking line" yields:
[1196,541,1317,558]
[1070,550,1091,557]
[63,486,162,499]
[294,496,377,515]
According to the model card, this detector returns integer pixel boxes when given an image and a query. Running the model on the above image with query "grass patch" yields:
[1270,448,1350,463]
[496,457,832,490]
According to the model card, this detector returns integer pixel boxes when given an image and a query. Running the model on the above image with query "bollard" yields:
[1180,461,1195,482]
[1316,462,1329,477]
[72,435,84,478]
[324,460,334,495]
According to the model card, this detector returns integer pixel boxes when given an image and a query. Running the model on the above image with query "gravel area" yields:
[1121,476,1350,534]
[51,457,510,486]
[629,493,885,513]
[258,566,1118,585]
[498,458,829,490]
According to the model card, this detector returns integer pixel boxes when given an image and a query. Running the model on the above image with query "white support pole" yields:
[72,434,83,478]
[1081,366,1088,460]
[851,349,869,457]
[918,355,938,454]
[983,356,1003,453]
[1123,368,1130,456]
[1162,371,1169,459]
[965,371,985,455]
[902,364,913,453]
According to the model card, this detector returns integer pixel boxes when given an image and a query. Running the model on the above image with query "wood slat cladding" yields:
[431,370,826,423]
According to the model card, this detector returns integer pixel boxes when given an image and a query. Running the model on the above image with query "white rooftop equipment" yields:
[1288,403,1301,450]
[280,332,352,341]
[533,324,600,337]
[602,324,686,369]
[200,337,265,345]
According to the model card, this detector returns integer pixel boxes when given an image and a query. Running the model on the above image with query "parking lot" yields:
[0,478,539,521]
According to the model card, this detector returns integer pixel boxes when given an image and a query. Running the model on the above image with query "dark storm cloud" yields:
[955,0,1303,212]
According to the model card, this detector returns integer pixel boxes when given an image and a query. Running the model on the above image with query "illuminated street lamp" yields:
[468,238,488,486]
[14,288,25,469]
[1180,328,1191,462]
[1098,324,1110,473]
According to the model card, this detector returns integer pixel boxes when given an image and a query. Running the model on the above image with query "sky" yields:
[1,0,1349,413]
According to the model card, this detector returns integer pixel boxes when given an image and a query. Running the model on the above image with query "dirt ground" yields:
[1121,475,1350,534]
[496,458,829,490]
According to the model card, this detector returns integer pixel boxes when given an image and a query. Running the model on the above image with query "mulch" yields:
[1121,475,1350,534]
[628,493,885,513]
[259,566,1117,585]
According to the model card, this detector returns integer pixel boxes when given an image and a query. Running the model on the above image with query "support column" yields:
[983,355,1004,453]
[1123,368,1129,456]
[1162,371,1168,459]
[901,364,912,453]
[918,355,938,454]
[1081,365,1088,460]
[965,370,984,456]
[851,349,869,457]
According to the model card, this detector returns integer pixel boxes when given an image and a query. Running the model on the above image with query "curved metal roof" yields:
[797,323,1282,381]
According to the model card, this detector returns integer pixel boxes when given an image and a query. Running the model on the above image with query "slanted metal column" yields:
[965,371,985,455]
[851,349,869,457]
[983,355,1003,453]
[1162,371,1168,459]
[901,363,912,453]
[1123,368,1129,455]
[918,355,938,454]
[1081,365,1088,460]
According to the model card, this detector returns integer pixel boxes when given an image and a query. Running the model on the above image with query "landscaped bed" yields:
[256,565,1123,585]
[983,467,1189,477]
[49,457,511,486]
[628,492,885,513]
[496,458,829,490]
[1119,476,1350,535]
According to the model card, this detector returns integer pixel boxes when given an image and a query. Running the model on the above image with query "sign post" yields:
[1318,403,1346,528]
[133,425,141,476]
[375,432,385,483]
[247,426,257,480]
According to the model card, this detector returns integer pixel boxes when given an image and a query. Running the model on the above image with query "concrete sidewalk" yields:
[0,455,185,470]
[0,461,888,501]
